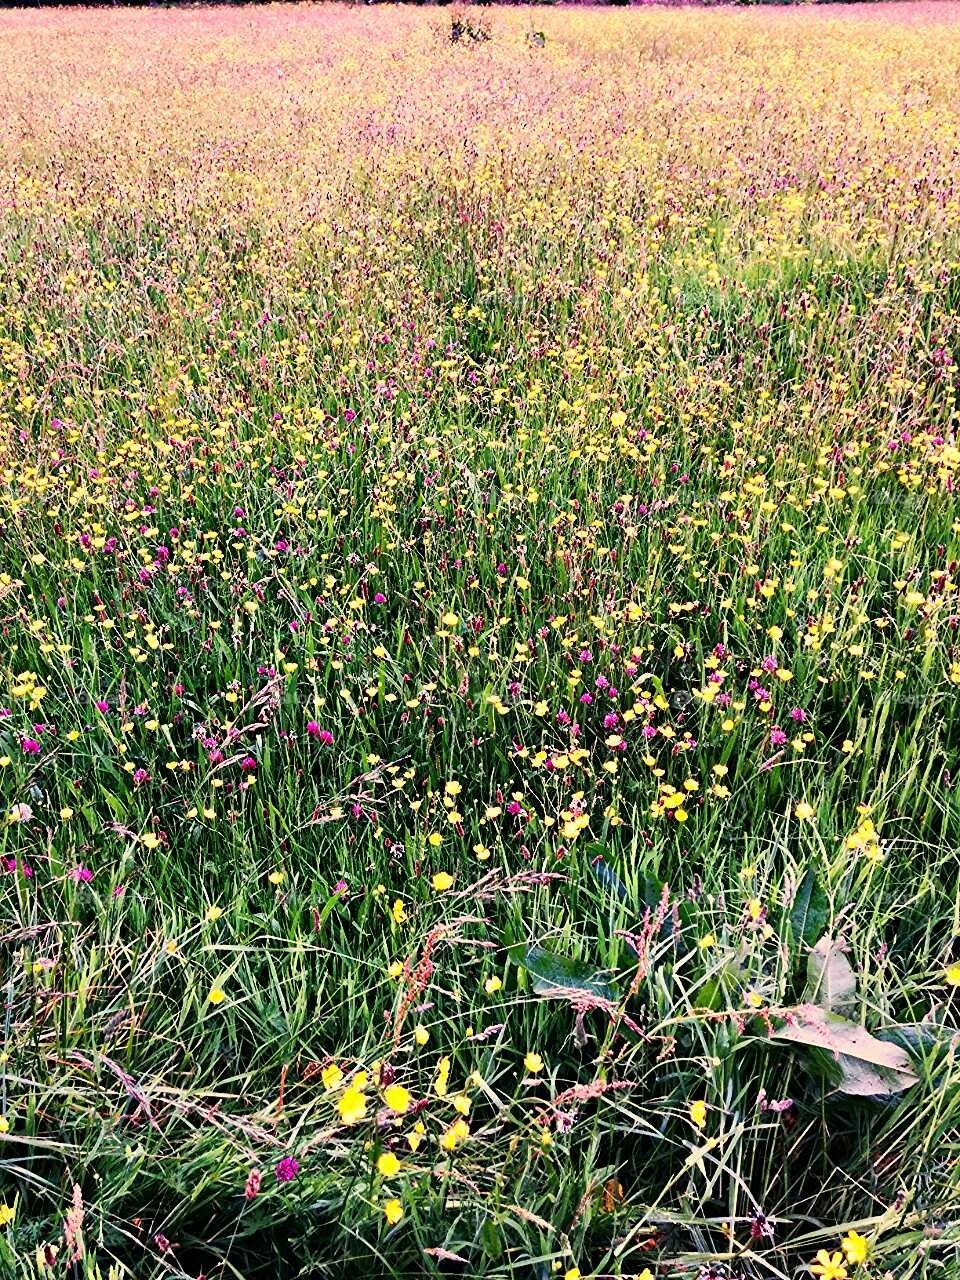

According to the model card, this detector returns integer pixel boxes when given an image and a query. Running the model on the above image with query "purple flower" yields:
[21,738,41,755]
[276,1156,300,1183]
[71,866,93,883]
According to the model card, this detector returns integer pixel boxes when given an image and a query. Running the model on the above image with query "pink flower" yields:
[71,866,93,883]
[244,1168,262,1200]
[21,738,41,754]
[275,1155,300,1183]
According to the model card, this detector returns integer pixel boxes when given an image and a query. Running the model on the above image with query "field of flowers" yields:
[1,2,960,1277]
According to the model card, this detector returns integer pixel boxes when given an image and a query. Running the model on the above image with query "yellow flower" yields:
[413,1024,429,1046]
[207,987,226,1005]
[689,1099,708,1129]
[794,801,815,821]
[338,1086,367,1125]
[484,975,502,995]
[321,1062,344,1091]
[204,904,223,923]
[841,1232,869,1265]
[440,1118,470,1151]
[427,832,443,847]
[944,964,960,986]
[434,1056,451,1097]
[0,1118,9,1134]
[268,870,285,885]
[391,898,407,924]
[431,872,454,892]
[565,1270,581,1280]
[811,1250,847,1280]
[0,1203,14,1228]
[524,1051,544,1073]
[383,1198,403,1225]
[376,1152,401,1177]
[383,1084,411,1114]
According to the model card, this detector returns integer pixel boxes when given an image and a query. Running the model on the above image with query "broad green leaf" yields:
[508,943,618,1002]
[788,866,829,948]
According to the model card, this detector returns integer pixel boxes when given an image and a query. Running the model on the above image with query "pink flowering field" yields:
[1,3,960,1278]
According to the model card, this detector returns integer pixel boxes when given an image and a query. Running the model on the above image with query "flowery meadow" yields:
[1,2,960,1277]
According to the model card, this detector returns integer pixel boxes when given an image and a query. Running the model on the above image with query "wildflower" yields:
[207,987,226,1005]
[689,1099,708,1129]
[484,975,502,995]
[268,870,285,885]
[204,904,223,923]
[21,737,40,754]
[71,866,93,883]
[322,1062,344,1091]
[376,1152,401,1177]
[944,964,960,986]
[275,1156,300,1183]
[440,1118,470,1150]
[413,1024,429,1046]
[810,1250,847,1280]
[243,1169,262,1200]
[794,802,815,821]
[524,1051,544,1073]
[841,1232,869,1265]
[391,899,407,924]
[383,1198,403,1225]
[431,871,454,892]
[383,1084,411,1114]
[338,1085,367,1124]
[0,1203,14,1228]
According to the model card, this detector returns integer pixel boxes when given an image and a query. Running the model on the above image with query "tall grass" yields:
[1,3,960,1277]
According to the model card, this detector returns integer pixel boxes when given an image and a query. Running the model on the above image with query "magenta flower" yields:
[21,738,41,755]
[275,1156,300,1183]
[71,866,93,883]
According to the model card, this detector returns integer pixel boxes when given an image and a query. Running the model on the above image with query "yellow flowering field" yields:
[1,3,960,1277]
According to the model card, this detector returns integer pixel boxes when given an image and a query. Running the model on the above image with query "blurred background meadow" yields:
[1,3,960,1277]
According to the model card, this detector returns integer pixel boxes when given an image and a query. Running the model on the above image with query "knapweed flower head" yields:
[275,1156,300,1183]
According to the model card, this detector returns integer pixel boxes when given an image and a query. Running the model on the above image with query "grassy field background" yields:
[1,3,960,1277]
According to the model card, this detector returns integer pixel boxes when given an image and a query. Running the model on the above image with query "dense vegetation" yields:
[1,4,959,1278]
